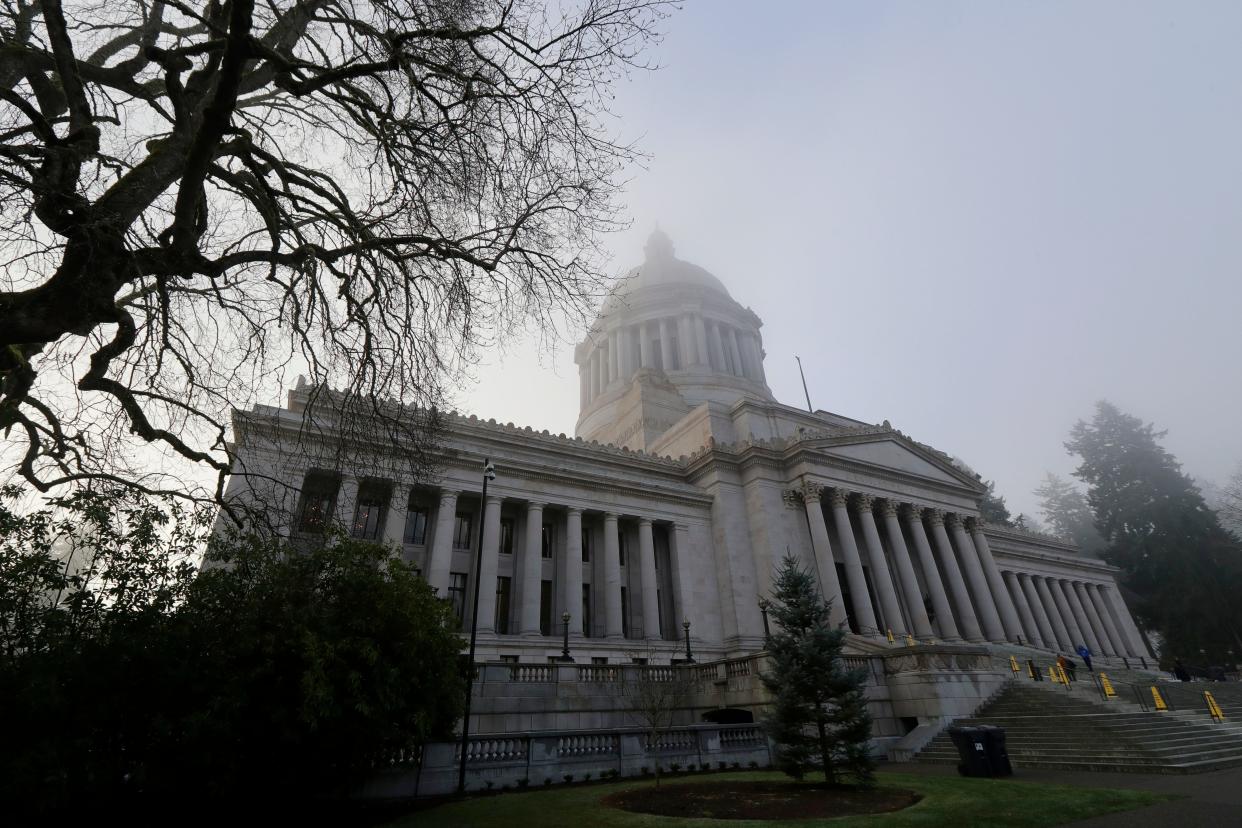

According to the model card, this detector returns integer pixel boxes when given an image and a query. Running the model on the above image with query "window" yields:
[581,527,592,562]
[668,336,681,370]
[453,513,472,550]
[621,586,630,638]
[631,657,648,665]
[448,572,468,624]
[499,655,518,664]
[656,588,664,639]
[404,504,429,545]
[541,523,554,559]
[651,338,663,371]
[500,518,515,554]
[618,533,627,567]
[591,656,608,665]
[351,494,384,540]
[297,478,337,533]
[582,584,592,637]
[495,576,512,635]
[539,579,553,635]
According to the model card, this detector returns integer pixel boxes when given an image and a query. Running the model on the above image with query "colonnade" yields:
[799,483,1149,659]
[580,312,765,404]
[326,474,693,642]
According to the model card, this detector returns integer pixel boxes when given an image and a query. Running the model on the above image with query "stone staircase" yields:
[914,678,1242,773]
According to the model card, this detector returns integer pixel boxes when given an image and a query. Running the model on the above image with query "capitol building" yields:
[222,231,1151,777]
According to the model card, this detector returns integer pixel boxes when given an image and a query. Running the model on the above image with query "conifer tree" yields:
[1067,401,1242,660]
[762,555,874,787]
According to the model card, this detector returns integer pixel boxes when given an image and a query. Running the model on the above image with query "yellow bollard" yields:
[1009,655,1020,674]
[1049,666,1061,684]
[887,628,895,644]
[1027,661,1036,680]
[1100,673,1116,698]
[1151,686,1168,711]
[1205,691,1226,722]
[1058,664,1071,685]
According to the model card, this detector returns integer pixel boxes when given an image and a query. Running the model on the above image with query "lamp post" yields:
[757,598,771,643]
[456,458,496,795]
[559,611,574,662]
[682,618,695,664]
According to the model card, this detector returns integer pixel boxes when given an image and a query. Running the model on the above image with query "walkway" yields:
[885,760,1242,826]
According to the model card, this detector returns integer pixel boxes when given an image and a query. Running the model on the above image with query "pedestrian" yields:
[1173,659,1191,682]
[1057,654,1077,682]
[1076,644,1094,672]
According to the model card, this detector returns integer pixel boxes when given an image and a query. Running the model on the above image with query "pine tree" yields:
[1034,472,1105,554]
[762,555,874,787]
[1066,401,1242,661]
[979,480,1014,527]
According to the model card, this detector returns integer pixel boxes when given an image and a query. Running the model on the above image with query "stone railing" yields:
[361,723,773,799]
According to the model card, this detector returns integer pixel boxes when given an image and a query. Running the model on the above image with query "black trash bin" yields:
[975,724,1013,777]
[948,726,992,777]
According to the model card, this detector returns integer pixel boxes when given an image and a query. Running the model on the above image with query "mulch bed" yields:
[603,780,921,821]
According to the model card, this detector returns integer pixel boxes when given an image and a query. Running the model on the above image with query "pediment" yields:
[812,437,982,489]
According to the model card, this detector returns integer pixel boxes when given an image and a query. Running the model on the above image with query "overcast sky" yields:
[451,0,1242,519]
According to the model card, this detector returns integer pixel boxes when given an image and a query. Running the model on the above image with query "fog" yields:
[454,0,1242,518]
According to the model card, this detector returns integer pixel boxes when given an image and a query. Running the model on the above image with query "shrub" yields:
[718,761,728,770]
[669,762,681,772]
[562,774,574,784]
[748,760,759,769]
[640,766,650,776]
[517,777,530,788]
[484,780,495,790]
[543,777,553,786]
[687,763,697,771]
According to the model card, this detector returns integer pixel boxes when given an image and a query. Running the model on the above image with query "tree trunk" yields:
[816,717,835,785]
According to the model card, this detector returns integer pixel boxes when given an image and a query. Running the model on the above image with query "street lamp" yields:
[683,618,695,664]
[757,598,771,643]
[559,611,574,662]
[457,458,496,795]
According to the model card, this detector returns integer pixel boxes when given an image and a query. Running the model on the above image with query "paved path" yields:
[883,761,1242,826]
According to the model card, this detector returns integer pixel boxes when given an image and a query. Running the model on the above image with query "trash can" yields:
[948,726,992,777]
[976,725,1013,777]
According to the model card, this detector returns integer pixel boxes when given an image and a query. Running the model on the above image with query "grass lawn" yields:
[384,770,1177,827]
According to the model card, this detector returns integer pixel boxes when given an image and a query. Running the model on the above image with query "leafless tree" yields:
[1220,463,1242,540]
[0,0,671,511]
[620,647,696,785]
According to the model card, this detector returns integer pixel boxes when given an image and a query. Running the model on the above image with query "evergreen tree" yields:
[1034,472,1105,554]
[1066,401,1242,661]
[979,480,1014,527]
[762,556,874,787]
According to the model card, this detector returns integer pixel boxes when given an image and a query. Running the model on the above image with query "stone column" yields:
[968,520,1024,643]
[383,483,410,547]
[726,327,744,376]
[637,519,661,639]
[694,315,710,369]
[638,321,650,369]
[928,510,984,642]
[903,505,959,641]
[659,318,674,371]
[588,350,598,399]
[709,321,728,372]
[564,508,584,639]
[1074,581,1113,656]
[1087,583,1127,658]
[618,326,632,379]
[1035,576,1073,650]
[828,489,879,635]
[879,501,934,638]
[1103,585,1150,660]
[1019,573,1057,648]
[855,495,905,635]
[579,364,588,408]
[947,514,1004,642]
[802,484,848,629]
[747,332,765,382]
[474,495,503,633]
[1051,579,1087,650]
[1004,570,1044,648]
[1062,579,1101,654]
[608,330,619,384]
[334,475,360,535]
[670,523,697,631]
[519,502,545,635]
[426,489,459,596]
[678,314,695,367]
[603,513,624,639]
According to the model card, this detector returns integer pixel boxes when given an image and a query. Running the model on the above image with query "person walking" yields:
[1076,644,1094,673]
[1058,654,1077,682]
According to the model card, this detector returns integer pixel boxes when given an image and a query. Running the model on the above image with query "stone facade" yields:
[219,231,1151,766]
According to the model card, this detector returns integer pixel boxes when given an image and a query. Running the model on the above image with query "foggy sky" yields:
[452,0,1242,519]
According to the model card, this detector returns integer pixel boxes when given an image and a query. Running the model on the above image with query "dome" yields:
[603,230,731,313]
